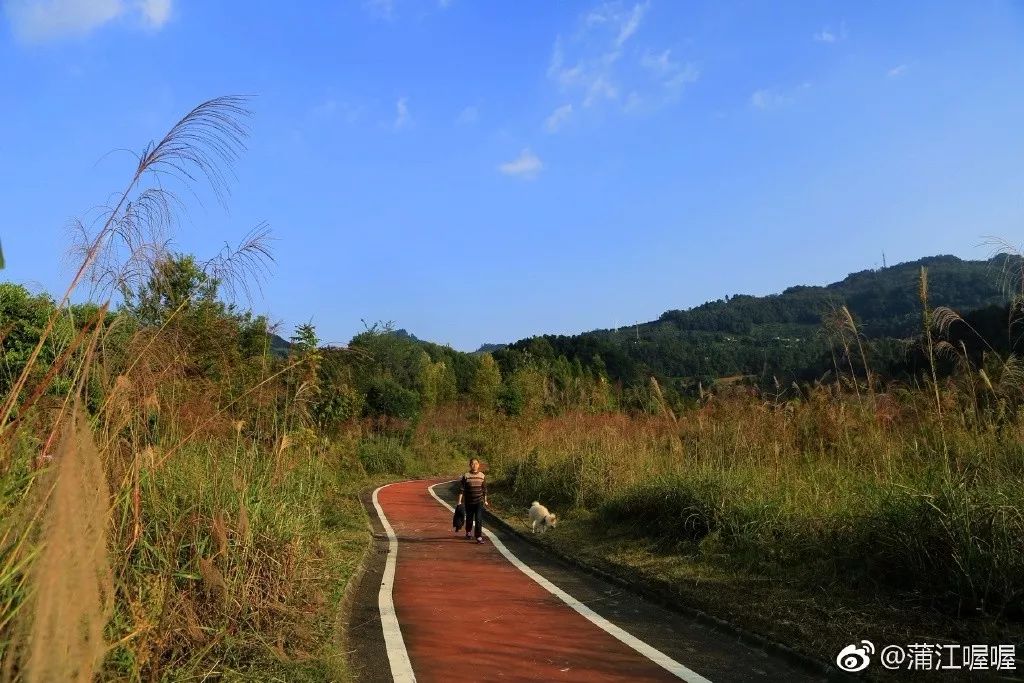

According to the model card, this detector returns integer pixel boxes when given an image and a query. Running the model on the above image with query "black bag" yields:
[453,503,465,531]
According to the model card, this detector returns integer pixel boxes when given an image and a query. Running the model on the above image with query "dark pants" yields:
[465,502,483,538]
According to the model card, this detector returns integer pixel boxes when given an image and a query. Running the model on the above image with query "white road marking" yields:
[428,481,713,683]
[372,483,417,682]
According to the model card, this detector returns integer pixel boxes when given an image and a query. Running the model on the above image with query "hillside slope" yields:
[496,254,1019,388]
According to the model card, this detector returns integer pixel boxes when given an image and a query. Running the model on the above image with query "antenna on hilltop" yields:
[882,251,887,269]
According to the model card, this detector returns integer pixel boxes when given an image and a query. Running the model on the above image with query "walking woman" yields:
[456,457,489,543]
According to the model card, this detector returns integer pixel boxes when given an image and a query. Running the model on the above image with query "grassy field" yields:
[0,418,463,681]
[417,393,1024,666]
[2,422,369,681]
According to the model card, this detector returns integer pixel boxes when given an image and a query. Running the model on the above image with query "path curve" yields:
[349,478,825,683]
[378,479,697,682]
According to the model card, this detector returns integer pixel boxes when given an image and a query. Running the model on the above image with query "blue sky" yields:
[3,1,1024,350]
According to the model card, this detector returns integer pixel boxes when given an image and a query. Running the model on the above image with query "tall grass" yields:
[0,98,373,681]
[429,285,1024,621]
[456,405,1024,616]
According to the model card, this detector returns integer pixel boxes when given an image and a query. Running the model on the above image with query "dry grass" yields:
[0,97,375,681]
[416,379,1024,665]
[19,408,111,683]
[420,358,1024,615]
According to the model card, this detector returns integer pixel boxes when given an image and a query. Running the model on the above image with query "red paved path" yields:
[380,479,685,682]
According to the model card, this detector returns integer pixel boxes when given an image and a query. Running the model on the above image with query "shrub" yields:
[357,437,411,475]
[364,377,420,420]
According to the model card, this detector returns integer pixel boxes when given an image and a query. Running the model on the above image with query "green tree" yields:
[124,254,218,326]
[310,347,364,434]
[365,376,420,420]
[290,322,320,354]
[0,283,72,398]
[509,367,546,416]
[470,353,501,411]
[120,254,273,386]
[349,324,428,391]
[418,352,457,408]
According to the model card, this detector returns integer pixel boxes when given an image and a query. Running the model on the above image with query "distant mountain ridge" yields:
[269,333,291,358]
[648,254,1014,339]
[492,254,1020,387]
[473,343,507,355]
[283,254,1017,389]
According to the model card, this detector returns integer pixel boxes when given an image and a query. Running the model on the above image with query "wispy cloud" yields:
[548,2,651,98]
[547,39,579,87]
[365,0,450,18]
[544,104,573,133]
[813,28,835,43]
[887,64,909,78]
[4,0,173,42]
[614,1,648,48]
[310,98,363,124]
[312,99,338,118]
[750,88,790,110]
[640,48,674,74]
[364,0,393,19]
[641,48,699,96]
[547,2,695,123]
[498,148,543,180]
[813,21,846,44]
[394,97,411,129]
[139,0,169,27]
[456,105,478,125]
[583,75,618,107]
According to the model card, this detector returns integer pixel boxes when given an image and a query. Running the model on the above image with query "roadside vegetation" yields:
[0,98,452,681]
[2,95,1022,678]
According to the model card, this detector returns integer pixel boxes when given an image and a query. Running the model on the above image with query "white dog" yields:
[528,501,557,534]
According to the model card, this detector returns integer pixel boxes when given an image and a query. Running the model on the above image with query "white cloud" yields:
[12,0,172,41]
[4,0,120,41]
[549,2,649,91]
[664,64,699,92]
[750,88,789,110]
[584,4,613,26]
[813,21,846,44]
[887,64,909,78]
[3,0,171,42]
[547,38,580,87]
[640,48,672,73]
[614,1,648,48]
[641,48,699,96]
[139,0,169,27]
[456,105,478,125]
[548,2,693,120]
[813,29,835,43]
[364,0,393,19]
[623,91,643,112]
[394,97,410,129]
[498,148,543,180]
[544,104,573,133]
[583,75,618,106]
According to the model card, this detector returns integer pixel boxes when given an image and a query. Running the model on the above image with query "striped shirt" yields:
[460,471,487,505]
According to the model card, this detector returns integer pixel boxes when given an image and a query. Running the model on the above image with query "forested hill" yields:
[492,254,1019,390]
[650,254,1013,339]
